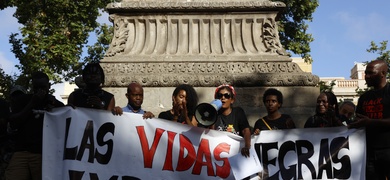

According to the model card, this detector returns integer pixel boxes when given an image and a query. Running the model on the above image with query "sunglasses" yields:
[216,93,232,99]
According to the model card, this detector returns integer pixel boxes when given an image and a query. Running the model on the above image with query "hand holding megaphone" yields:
[195,99,222,127]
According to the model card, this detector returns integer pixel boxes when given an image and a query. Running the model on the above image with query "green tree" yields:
[366,40,390,75]
[355,40,389,96]
[83,24,113,63]
[1,0,317,94]
[0,0,12,10]
[275,0,319,63]
[4,0,118,86]
[318,80,335,93]
[0,67,16,100]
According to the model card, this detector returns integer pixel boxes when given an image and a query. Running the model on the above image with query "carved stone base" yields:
[101,61,319,87]
[107,86,319,128]
[101,0,320,128]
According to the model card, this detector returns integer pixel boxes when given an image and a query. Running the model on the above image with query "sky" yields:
[308,0,390,78]
[1,0,390,99]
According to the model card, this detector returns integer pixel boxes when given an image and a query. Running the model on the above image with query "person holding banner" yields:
[338,101,356,125]
[304,91,343,128]
[122,82,155,119]
[158,84,198,126]
[0,98,10,179]
[212,84,251,158]
[349,59,390,179]
[252,88,295,179]
[6,71,64,180]
[68,63,123,115]
[253,88,295,134]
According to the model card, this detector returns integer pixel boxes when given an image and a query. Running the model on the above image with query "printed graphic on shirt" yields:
[216,124,239,135]
[362,97,383,119]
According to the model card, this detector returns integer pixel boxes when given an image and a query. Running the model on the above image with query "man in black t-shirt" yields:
[0,98,10,180]
[6,72,64,180]
[67,63,123,115]
[349,59,390,179]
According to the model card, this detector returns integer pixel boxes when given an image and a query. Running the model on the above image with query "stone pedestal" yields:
[101,0,320,128]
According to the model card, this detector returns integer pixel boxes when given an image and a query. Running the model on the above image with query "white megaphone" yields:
[194,99,222,127]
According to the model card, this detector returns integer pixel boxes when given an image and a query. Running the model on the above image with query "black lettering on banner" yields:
[296,140,316,179]
[259,142,279,179]
[64,117,77,160]
[278,141,296,180]
[253,136,353,179]
[89,173,99,180]
[68,170,141,180]
[318,138,333,178]
[77,120,95,162]
[63,119,115,164]
[95,122,115,164]
[330,136,351,179]
[121,176,141,180]
[68,170,84,180]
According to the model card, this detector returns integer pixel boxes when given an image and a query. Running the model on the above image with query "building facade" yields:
[294,58,366,105]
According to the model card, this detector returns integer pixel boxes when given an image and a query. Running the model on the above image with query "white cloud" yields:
[334,11,390,42]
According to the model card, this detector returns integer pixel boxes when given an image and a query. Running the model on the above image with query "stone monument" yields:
[100,0,320,127]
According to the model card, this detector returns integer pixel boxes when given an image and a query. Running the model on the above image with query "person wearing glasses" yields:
[158,84,198,126]
[212,84,251,158]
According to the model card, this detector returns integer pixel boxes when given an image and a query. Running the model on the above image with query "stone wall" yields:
[108,86,318,128]
[101,0,320,128]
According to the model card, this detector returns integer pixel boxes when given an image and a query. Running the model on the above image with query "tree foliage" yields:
[0,68,15,101]
[355,40,389,96]
[274,0,319,63]
[1,0,316,98]
[83,24,113,63]
[318,80,335,93]
[5,0,117,86]
[366,40,390,75]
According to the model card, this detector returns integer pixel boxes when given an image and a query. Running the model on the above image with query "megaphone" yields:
[194,99,222,127]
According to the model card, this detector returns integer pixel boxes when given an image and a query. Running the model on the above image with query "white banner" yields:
[253,126,366,180]
[43,107,365,180]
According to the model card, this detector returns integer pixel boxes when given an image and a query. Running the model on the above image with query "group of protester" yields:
[0,59,389,180]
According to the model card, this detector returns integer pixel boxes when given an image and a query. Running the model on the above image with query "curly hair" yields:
[172,84,199,116]
[263,88,283,107]
[323,91,339,116]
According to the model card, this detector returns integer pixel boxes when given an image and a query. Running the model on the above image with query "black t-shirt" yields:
[69,88,113,110]
[356,83,390,149]
[158,110,191,124]
[213,107,250,137]
[304,113,343,128]
[0,98,10,139]
[254,114,295,130]
[11,94,64,153]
